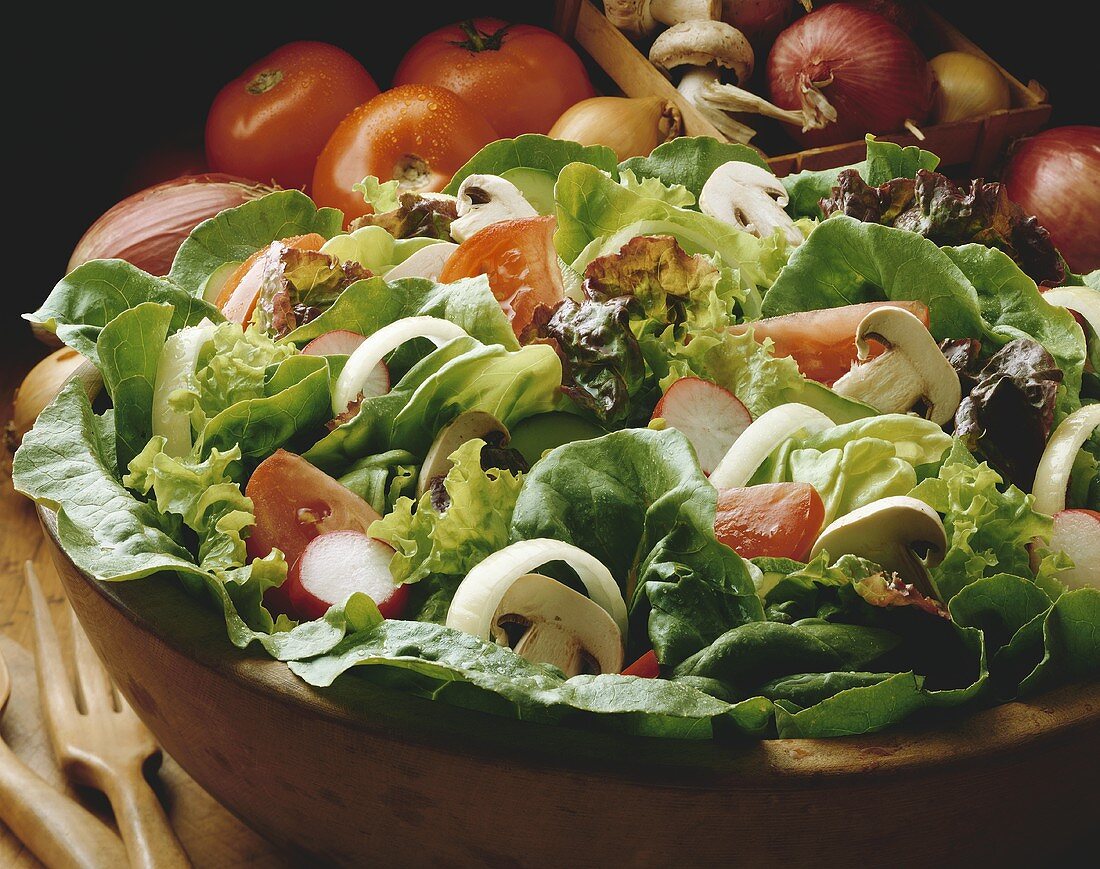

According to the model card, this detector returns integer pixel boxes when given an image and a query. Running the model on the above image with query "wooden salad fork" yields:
[0,643,128,869]
[26,562,192,869]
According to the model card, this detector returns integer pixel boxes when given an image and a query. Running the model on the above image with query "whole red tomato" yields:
[206,42,379,190]
[312,84,497,221]
[393,19,595,138]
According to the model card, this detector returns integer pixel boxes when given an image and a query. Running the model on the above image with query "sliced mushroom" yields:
[417,411,510,498]
[605,0,720,40]
[832,306,961,424]
[491,574,624,676]
[699,161,803,246]
[449,175,537,244]
[809,495,948,599]
[383,242,458,282]
[447,538,630,639]
[649,20,758,143]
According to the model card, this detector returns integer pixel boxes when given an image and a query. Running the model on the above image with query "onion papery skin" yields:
[766,3,934,148]
[68,173,272,276]
[1003,126,1100,275]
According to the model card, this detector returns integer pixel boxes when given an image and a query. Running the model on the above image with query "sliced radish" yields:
[331,316,467,418]
[302,330,367,356]
[285,530,409,621]
[1050,510,1100,590]
[1033,405,1100,515]
[652,377,752,475]
[303,331,389,400]
[709,403,834,490]
[151,318,217,456]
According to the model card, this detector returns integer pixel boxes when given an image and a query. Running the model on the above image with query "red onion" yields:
[68,173,273,276]
[1003,126,1100,275]
[814,0,917,33]
[766,3,934,148]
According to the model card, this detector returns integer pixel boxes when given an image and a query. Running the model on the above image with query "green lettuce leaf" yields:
[910,440,1053,601]
[751,414,952,525]
[781,135,939,219]
[554,161,788,297]
[305,336,561,475]
[444,134,618,200]
[168,190,342,295]
[352,176,401,213]
[618,137,770,202]
[28,260,222,363]
[11,383,367,661]
[282,275,518,353]
[96,302,174,471]
[289,619,771,739]
[617,169,695,208]
[320,226,443,274]
[510,427,764,666]
[371,439,524,587]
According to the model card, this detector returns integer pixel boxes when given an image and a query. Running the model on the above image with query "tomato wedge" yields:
[217,233,327,325]
[622,650,660,678]
[438,215,565,337]
[714,483,825,562]
[732,301,931,386]
[245,449,382,614]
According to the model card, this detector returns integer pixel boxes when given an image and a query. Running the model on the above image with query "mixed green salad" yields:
[15,134,1100,740]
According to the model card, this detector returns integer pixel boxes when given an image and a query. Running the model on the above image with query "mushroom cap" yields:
[809,495,948,593]
[492,573,624,676]
[853,306,962,425]
[450,174,537,244]
[417,411,509,497]
[703,161,789,207]
[649,20,755,85]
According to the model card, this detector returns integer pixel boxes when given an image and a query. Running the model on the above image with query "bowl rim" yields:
[41,505,1100,785]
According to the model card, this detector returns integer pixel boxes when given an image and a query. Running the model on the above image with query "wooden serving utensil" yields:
[26,562,192,869]
[0,643,128,869]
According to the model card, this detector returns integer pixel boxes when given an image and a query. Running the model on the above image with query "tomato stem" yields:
[246,69,284,95]
[451,20,511,52]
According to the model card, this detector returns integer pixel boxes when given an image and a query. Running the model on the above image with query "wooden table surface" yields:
[0,330,287,868]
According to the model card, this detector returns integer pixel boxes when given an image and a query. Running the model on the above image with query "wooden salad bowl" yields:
[40,509,1097,867]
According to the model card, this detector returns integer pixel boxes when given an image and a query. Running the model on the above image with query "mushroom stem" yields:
[678,68,758,143]
[832,306,961,425]
[701,80,823,131]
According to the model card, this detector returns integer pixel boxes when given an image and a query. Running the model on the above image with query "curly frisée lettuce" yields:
[15,133,1099,742]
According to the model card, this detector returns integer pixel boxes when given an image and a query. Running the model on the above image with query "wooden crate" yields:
[554,1,1050,177]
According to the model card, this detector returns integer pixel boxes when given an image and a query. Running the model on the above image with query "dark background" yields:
[6,1,1094,347]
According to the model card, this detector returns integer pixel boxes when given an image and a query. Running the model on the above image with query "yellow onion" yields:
[6,348,102,451]
[549,97,683,161]
[929,52,1011,123]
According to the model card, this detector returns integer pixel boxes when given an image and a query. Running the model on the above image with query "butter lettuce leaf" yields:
[444,134,618,196]
[28,260,222,363]
[619,137,770,202]
[305,337,561,475]
[169,189,342,295]
[96,302,174,472]
[751,415,952,525]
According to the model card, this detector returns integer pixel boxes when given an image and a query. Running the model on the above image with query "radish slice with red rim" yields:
[331,316,467,417]
[652,377,752,475]
[709,403,833,490]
